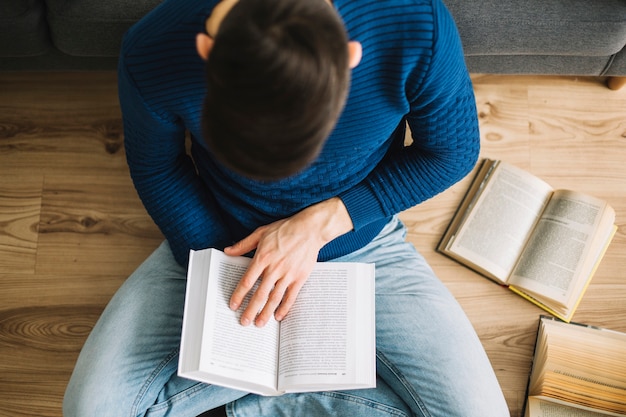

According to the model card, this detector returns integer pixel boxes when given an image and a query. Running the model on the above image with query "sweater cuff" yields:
[339,182,386,231]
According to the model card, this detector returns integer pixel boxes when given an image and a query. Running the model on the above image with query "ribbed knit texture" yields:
[119,0,480,266]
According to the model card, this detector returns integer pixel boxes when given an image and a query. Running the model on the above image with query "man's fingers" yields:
[235,268,306,328]
[253,279,289,327]
[274,279,304,321]
[238,271,282,326]
[229,261,264,311]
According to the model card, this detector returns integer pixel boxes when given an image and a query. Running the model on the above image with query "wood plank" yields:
[0,272,130,417]
[0,72,128,177]
[473,83,531,169]
[528,80,626,188]
[37,174,163,277]
[0,177,42,273]
[0,301,103,417]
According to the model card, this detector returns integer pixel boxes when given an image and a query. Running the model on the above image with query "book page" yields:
[277,262,375,392]
[448,161,553,281]
[508,190,614,306]
[197,250,280,394]
[527,397,614,417]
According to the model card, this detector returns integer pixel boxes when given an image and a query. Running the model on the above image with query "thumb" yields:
[224,230,262,256]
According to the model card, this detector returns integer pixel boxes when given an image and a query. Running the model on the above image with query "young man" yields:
[64,0,510,416]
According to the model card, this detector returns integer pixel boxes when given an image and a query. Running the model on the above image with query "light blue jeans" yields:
[63,216,509,417]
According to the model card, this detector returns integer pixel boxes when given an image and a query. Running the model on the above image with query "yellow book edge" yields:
[508,286,571,322]
[509,224,617,323]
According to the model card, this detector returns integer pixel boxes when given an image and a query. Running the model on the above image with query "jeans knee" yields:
[63,368,112,417]
[62,379,84,417]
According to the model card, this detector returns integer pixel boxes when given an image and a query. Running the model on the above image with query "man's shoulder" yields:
[118,0,213,121]
[121,0,214,64]
[336,0,436,19]
[336,0,438,40]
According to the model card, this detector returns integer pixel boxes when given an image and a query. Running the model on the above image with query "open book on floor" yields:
[178,248,376,396]
[438,159,616,322]
[524,316,626,416]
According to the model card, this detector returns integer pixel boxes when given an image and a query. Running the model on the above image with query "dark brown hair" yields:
[202,0,350,180]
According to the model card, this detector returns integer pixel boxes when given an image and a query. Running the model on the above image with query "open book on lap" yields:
[178,248,376,396]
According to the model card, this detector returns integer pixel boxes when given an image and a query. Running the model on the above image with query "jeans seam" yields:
[227,392,410,417]
[319,391,410,416]
[376,349,432,417]
[145,382,209,414]
[130,348,180,417]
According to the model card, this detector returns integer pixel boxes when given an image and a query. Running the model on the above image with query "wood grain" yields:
[1,72,625,417]
[0,72,128,177]
[0,177,42,273]
[37,174,163,276]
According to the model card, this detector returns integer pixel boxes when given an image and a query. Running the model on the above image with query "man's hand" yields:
[225,197,353,327]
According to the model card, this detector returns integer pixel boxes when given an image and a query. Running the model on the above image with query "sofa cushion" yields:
[45,0,163,57]
[445,0,626,57]
[0,0,50,57]
[607,49,626,76]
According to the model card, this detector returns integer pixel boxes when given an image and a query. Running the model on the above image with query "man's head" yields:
[196,0,361,180]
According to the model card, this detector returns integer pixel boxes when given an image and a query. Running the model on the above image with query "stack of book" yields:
[524,316,626,416]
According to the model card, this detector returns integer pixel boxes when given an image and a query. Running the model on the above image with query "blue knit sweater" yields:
[119,0,479,266]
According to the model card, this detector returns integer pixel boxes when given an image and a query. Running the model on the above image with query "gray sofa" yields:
[2,0,626,86]
[0,0,626,84]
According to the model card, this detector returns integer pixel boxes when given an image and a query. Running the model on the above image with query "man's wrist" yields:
[308,197,353,244]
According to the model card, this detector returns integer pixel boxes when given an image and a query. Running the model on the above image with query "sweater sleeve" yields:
[339,0,479,231]
[119,51,233,266]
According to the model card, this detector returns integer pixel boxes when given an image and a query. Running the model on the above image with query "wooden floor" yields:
[0,72,624,416]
